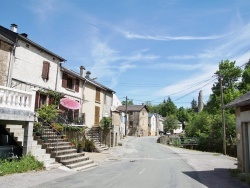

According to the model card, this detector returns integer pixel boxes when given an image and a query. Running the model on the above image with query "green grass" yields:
[0,154,44,176]
[229,169,250,186]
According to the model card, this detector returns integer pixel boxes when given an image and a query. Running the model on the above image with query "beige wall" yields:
[82,82,113,128]
[139,108,148,137]
[11,40,61,91]
[0,40,11,86]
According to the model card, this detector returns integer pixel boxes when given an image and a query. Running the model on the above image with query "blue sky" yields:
[2,0,250,108]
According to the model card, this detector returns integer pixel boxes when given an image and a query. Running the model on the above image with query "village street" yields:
[0,136,249,188]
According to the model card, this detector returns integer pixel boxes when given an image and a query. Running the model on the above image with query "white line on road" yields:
[139,168,145,175]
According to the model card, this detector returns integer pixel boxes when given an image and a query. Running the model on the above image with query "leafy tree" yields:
[239,59,250,94]
[100,117,112,130]
[145,101,156,113]
[36,105,58,123]
[122,99,134,105]
[177,107,190,129]
[206,60,242,114]
[163,115,179,133]
[159,97,177,117]
[191,99,198,112]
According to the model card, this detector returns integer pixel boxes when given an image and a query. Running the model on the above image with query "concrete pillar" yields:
[22,121,34,155]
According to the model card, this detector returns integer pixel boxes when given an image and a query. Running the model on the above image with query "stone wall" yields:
[0,40,11,86]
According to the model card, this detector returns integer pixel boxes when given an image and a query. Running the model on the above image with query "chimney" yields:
[10,24,18,33]
[20,33,28,38]
[85,71,91,78]
[80,66,86,77]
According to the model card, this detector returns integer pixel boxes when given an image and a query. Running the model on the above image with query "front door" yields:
[242,122,250,172]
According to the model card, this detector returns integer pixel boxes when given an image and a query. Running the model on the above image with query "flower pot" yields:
[77,147,84,153]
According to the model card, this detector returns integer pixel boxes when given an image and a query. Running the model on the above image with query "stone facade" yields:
[0,40,11,86]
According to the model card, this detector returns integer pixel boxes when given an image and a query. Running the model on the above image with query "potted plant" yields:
[36,105,58,125]
[61,134,67,140]
[77,140,85,153]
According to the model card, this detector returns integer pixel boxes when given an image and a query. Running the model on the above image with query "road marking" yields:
[139,168,145,175]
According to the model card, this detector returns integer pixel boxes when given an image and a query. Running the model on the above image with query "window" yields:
[62,72,80,92]
[42,61,50,80]
[67,77,74,90]
[94,106,100,125]
[95,88,100,102]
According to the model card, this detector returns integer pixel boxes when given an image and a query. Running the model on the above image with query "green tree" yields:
[160,97,177,117]
[177,107,190,129]
[239,59,250,94]
[206,60,242,114]
[191,99,198,112]
[163,115,179,133]
[122,99,134,105]
[100,117,112,130]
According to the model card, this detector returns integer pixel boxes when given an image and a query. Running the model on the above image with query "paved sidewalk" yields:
[0,142,123,188]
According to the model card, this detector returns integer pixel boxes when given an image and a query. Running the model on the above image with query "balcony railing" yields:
[0,85,36,112]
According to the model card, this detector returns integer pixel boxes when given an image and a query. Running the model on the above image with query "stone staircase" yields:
[86,127,109,153]
[35,125,97,171]
[3,124,59,170]
[4,125,24,147]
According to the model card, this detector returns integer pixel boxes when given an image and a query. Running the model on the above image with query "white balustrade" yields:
[0,86,36,112]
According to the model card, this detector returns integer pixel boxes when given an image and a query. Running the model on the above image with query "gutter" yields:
[6,39,18,87]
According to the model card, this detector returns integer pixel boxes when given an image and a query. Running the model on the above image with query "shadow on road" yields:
[183,168,249,188]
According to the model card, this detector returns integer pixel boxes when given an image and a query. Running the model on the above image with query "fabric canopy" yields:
[60,98,80,110]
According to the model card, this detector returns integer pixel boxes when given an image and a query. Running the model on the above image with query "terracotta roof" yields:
[225,91,250,108]
[116,105,149,112]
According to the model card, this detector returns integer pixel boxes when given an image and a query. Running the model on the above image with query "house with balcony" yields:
[117,104,149,137]
[0,23,115,169]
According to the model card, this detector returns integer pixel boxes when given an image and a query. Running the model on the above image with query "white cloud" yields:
[123,31,225,41]
[29,0,62,22]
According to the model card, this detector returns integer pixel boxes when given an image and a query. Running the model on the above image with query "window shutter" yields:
[35,92,39,110]
[49,96,53,105]
[42,61,50,80]
[62,73,67,88]
[75,79,79,92]
[95,88,100,102]
[94,106,100,125]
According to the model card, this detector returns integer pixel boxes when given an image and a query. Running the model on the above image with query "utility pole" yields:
[219,75,226,155]
[125,96,128,136]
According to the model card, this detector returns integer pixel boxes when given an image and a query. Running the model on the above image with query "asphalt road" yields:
[36,137,248,188]
[0,136,248,188]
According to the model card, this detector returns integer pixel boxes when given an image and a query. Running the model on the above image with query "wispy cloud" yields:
[123,31,225,41]
[147,62,213,71]
[28,0,68,22]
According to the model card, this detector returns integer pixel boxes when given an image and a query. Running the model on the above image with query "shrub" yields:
[0,154,44,176]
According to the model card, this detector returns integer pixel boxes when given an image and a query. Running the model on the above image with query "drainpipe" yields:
[7,41,18,87]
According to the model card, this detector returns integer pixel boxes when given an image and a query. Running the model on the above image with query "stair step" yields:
[55,152,85,162]
[67,160,95,169]
[73,163,98,171]
[43,142,71,148]
[47,145,74,152]
[60,156,89,165]
[51,149,77,157]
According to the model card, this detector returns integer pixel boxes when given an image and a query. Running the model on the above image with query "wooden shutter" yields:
[62,73,67,88]
[42,61,50,80]
[48,95,53,105]
[75,79,79,92]
[94,106,100,125]
[95,88,100,102]
[35,92,39,110]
